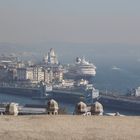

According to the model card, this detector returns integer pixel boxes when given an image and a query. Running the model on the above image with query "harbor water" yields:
[0,92,140,116]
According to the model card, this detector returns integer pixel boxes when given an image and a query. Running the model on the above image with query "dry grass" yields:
[0,115,139,140]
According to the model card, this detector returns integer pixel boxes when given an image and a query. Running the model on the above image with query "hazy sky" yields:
[0,0,140,44]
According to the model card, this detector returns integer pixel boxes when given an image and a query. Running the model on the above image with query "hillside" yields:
[0,115,139,140]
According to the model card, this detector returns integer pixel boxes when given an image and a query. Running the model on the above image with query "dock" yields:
[0,106,46,115]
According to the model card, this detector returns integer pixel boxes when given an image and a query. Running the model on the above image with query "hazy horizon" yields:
[0,42,140,66]
[0,0,140,45]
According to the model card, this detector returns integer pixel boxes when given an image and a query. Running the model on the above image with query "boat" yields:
[83,85,140,113]
[51,79,99,103]
[105,112,125,116]
[95,92,140,112]
[64,57,96,80]
[0,82,52,98]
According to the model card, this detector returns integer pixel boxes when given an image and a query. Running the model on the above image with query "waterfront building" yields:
[0,54,19,68]
[43,65,64,83]
[17,67,45,82]
[42,48,64,83]
[0,54,26,82]
[16,61,25,68]
[0,50,63,84]
[44,68,53,83]
[17,67,33,81]
[0,66,18,82]
[52,67,63,82]
[32,67,44,82]
[16,66,61,84]
[7,68,17,81]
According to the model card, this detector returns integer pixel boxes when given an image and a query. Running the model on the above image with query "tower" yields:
[44,48,58,65]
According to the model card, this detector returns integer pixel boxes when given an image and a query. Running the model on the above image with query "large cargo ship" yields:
[50,83,140,113]
[49,80,99,103]
[0,82,52,98]
[95,92,140,112]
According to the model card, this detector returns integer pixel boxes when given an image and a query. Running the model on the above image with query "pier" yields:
[0,106,46,115]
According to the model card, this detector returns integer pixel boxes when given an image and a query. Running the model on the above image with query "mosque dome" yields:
[5,102,19,116]
[75,101,87,114]
[91,101,103,115]
[47,99,59,111]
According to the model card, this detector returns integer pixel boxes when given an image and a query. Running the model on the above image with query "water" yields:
[0,61,140,115]
[1,44,140,115]
[1,43,140,93]
[0,93,140,116]
[0,93,44,105]
[94,64,140,94]
[0,93,75,114]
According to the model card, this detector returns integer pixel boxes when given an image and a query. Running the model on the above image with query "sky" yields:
[0,0,140,45]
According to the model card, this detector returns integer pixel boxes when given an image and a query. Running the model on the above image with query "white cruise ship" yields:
[65,57,96,79]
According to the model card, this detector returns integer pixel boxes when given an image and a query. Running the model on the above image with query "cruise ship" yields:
[0,81,52,98]
[64,57,96,80]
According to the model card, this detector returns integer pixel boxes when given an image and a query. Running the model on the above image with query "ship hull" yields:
[0,87,42,97]
[64,73,94,81]
[49,89,85,103]
[98,95,140,112]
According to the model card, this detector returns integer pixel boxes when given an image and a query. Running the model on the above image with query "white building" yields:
[43,48,58,65]
[17,64,63,83]
[44,69,53,83]
[16,66,60,83]
[17,67,45,82]
[17,68,33,81]
[33,67,44,82]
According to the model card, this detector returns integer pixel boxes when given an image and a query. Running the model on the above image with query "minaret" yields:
[48,48,58,64]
